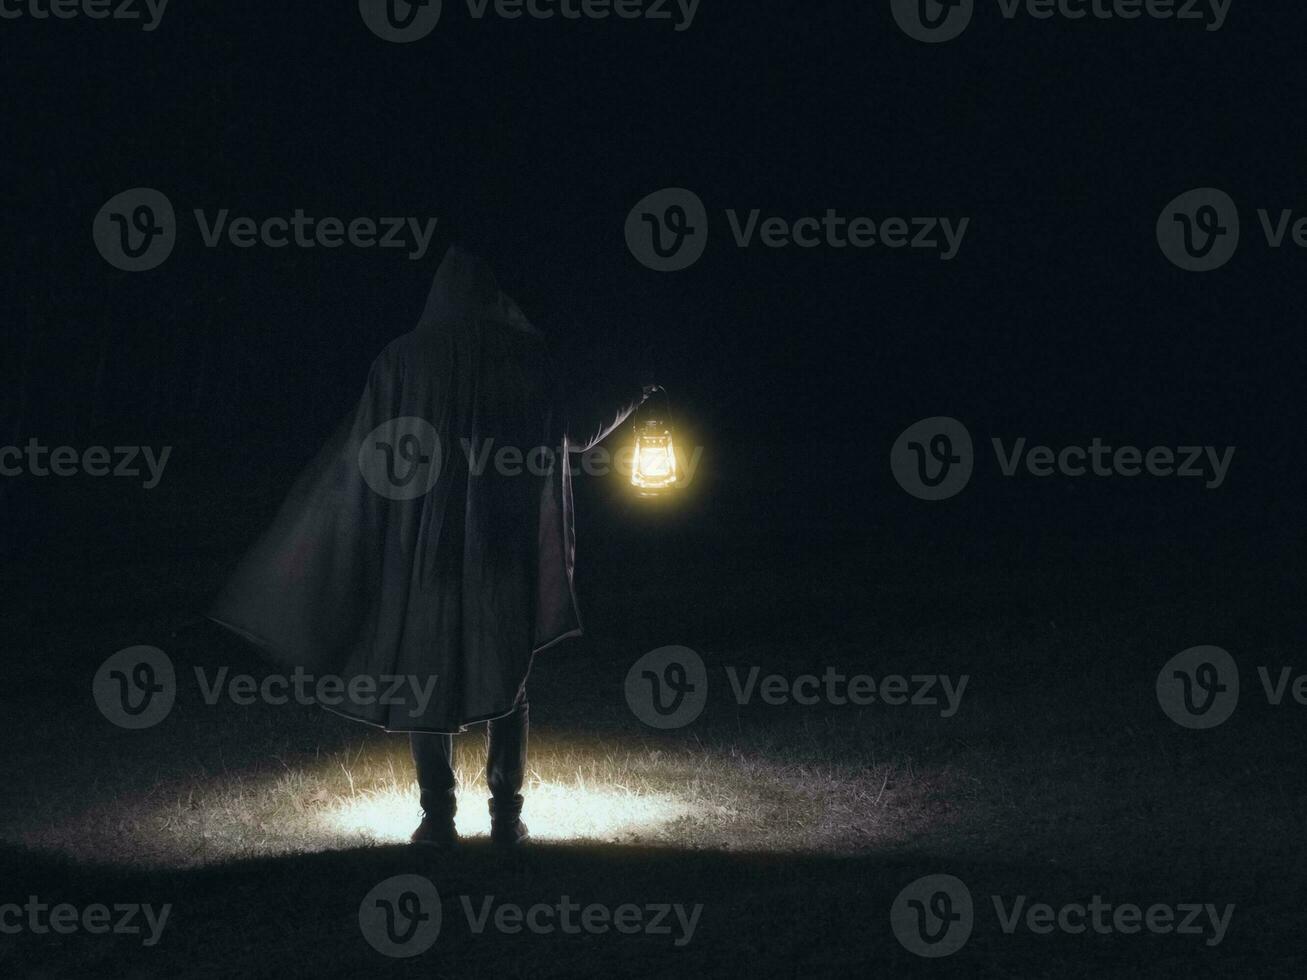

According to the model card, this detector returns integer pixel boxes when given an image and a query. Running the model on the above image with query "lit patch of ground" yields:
[329,778,704,844]
[0,727,952,869]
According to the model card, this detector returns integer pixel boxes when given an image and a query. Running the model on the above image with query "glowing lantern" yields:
[631,387,679,496]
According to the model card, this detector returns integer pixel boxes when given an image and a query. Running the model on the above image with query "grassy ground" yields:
[1,461,1304,976]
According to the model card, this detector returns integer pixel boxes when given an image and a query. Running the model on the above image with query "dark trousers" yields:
[410,695,529,817]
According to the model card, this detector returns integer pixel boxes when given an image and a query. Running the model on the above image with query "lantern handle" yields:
[636,384,670,423]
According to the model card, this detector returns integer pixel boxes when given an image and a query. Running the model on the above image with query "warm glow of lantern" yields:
[630,386,680,496]
[631,421,679,494]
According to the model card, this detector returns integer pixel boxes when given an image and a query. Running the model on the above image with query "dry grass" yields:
[0,707,962,871]
[4,477,1304,975]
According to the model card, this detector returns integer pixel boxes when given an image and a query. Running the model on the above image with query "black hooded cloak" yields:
[208,247,645,732]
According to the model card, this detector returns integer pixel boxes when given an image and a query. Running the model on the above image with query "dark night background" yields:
[2,2,1306,976]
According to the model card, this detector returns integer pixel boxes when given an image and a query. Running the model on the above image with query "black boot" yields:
[410,732,459,848]
[486,699,530,846]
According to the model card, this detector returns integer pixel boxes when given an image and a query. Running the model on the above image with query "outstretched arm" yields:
[564,380,654,453]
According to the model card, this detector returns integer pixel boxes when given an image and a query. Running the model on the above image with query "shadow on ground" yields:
[0,836,1280,979]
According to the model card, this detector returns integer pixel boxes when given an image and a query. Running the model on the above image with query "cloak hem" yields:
[205,612,582,734]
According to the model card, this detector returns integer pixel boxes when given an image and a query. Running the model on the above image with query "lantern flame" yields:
[631,423,678,493]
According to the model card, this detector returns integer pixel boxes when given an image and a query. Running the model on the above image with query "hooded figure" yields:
[208,246,648,845]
